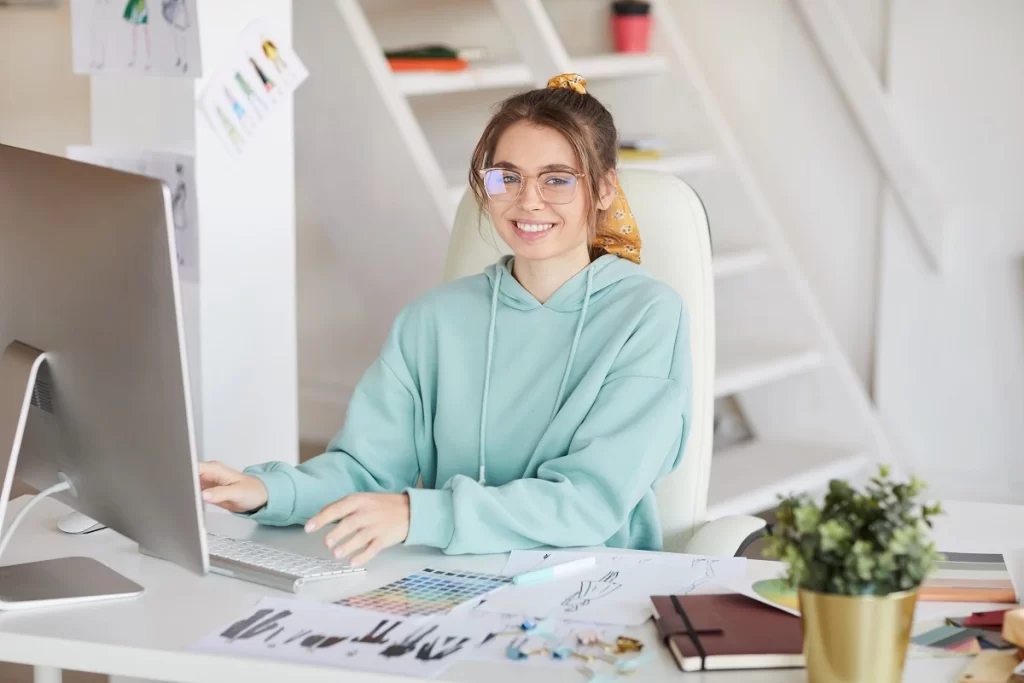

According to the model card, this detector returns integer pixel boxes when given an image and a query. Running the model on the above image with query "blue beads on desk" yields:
[552,645,575,660]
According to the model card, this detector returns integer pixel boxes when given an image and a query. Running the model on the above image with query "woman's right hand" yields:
[198,461,269,513]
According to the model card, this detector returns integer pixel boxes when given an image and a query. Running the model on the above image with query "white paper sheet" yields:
[66,146,199,283]
[197,18,309,155]
[479,550,746,626]
[192,597,512,679]
[502,547,734,576]
[70,0,202,77]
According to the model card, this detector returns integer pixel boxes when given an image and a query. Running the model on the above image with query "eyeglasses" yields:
[479,168,585,205]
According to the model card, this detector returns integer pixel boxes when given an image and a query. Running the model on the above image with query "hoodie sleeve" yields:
[404,295,690,554]
[240,311,427,527]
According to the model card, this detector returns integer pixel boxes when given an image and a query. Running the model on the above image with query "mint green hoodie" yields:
[244,254,691,553]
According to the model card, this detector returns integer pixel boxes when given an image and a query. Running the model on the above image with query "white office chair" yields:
[444,169,765,556]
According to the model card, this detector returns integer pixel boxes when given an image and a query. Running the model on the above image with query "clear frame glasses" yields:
[479,168,585,205]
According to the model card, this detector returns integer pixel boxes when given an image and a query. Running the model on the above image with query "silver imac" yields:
[0,144,208,609]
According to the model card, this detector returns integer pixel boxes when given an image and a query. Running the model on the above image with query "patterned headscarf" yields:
[547,73,642,264]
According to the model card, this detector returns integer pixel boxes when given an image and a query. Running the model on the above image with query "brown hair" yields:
[468,85,618,242]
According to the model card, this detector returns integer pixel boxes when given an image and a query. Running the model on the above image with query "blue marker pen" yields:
[511,557,597,585]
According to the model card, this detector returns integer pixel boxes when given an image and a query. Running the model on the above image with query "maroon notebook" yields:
[650,593,805,672]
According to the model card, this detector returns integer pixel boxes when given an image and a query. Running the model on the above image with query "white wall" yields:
[669,0,887,391]
[294,0,450,445]
[0,3,91,154]
[875,0,1024,503]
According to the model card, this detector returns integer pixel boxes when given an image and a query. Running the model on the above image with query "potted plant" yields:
[763,466,942,683]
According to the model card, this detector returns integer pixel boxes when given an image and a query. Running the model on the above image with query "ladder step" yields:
[712,248,769,279]
[574,53,669,80]
[707,440,870,519]
[715,345,823,397]
[395,62,532,97]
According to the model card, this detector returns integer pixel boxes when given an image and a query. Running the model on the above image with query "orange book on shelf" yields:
[387,58,469,72]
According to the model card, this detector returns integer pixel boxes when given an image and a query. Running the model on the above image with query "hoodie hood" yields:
[483,254,648,312]
[476,254,649,484]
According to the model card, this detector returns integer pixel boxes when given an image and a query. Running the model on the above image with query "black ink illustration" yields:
[220,609,292,641]
[379,625,438,659]
[417,635,471,662]
[561,571,622,612]
[284,629,312,645]
[300,634,348,650]
[354,619,402,644]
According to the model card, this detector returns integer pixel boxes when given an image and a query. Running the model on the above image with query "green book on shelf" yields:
[384,44,460,60]
[384,44,487,61]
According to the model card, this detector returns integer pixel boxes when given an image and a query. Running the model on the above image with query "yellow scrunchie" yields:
[547,73,642,264]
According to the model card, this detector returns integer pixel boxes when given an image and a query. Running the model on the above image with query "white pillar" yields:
[89,0,298,470]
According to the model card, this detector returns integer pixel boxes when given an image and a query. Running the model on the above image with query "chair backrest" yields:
[443,170,715,551]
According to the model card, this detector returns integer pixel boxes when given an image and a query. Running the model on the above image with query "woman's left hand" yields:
[305,492,411,567]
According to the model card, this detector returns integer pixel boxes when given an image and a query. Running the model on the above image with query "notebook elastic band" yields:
[671,595,708,669]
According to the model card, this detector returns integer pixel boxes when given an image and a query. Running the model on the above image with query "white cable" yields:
[0,481,71,562]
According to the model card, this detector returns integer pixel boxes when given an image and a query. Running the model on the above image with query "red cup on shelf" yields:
[611,1,652,54]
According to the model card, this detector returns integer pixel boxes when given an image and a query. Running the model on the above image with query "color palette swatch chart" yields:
[337,568,512,617]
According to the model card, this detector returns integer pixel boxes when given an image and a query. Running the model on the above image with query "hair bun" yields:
[547,73,588,95]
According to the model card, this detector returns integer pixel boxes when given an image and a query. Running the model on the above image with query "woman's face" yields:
[487,122,609,265]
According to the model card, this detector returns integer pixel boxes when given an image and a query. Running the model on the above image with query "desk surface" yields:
[0,496,1013,683]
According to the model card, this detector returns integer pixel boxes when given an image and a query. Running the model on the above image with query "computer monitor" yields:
[0,144,208,609]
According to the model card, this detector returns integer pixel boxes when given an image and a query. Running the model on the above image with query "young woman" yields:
[199,74,691,566]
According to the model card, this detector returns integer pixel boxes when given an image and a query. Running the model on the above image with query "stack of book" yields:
[618,136,669,162]
[384,44,486,72]
[922,552,1018,603]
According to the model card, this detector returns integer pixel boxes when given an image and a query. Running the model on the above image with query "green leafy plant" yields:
[763,465,943,596]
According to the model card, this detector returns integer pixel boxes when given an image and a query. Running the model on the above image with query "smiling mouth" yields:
[514,220,555,233]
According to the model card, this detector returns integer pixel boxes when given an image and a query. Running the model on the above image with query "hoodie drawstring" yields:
[551,266,594,421]
[478,264,596,486]
[478,266,502,484]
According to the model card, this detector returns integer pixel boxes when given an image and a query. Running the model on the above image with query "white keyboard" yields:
[207,532,364,592]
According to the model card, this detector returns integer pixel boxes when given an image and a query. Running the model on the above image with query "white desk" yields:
[0,496,1014,683]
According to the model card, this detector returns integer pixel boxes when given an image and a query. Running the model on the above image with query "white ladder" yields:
[309,0,891,518]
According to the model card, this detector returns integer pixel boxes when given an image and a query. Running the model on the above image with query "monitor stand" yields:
[0,341,143,611]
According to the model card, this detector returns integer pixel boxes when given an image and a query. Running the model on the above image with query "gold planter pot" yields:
[799,587,919,683]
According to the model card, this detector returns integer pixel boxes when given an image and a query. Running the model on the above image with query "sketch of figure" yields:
[90,0,111,69]
[170,163,187,233]
[122,0,151,70]
[234,72,268,117]
[678,558,719,594]
[215,105,244,152]
[261,37,291,80]
[160,0,190,73]
[561,571,622,613]
[223,87,250,132]
[249,57,276,93]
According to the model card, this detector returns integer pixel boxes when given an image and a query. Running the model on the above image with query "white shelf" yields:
[716,344,823,398]
[707,440,871,518]
[712,248,770,279]
[619,150,719,174]
[574,53,670,80]
[394,62,532,96]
